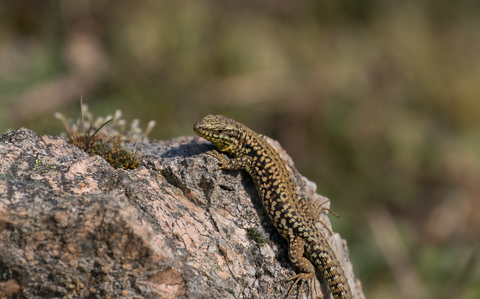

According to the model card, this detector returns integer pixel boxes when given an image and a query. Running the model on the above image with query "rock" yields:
[0,128,364,299]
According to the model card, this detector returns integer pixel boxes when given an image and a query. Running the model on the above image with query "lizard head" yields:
[193,114,248,156]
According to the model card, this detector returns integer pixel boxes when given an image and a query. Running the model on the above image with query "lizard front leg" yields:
[206,150,253,171]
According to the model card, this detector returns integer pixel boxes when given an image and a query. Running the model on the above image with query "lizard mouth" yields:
[193,120,218,146]
[193,121,210,140]
[193,121,202,134]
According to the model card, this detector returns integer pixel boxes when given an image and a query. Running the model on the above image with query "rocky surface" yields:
[0,128,364,299]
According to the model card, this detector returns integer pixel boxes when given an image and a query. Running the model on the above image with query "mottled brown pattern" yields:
[194,115,352,299]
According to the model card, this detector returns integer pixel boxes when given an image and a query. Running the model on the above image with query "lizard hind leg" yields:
[312,197,339,219]
[286,236,317,299]
[299,197,335,235]
[311,197,340,235]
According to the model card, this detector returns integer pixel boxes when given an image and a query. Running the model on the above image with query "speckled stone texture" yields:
[0,128,364,299]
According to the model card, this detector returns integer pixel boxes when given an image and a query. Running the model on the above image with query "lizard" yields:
[193,114,353,299]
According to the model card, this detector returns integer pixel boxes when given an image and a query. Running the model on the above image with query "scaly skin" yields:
[194,114,352,299]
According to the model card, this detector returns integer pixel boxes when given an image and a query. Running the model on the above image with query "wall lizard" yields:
[194,114,352,299]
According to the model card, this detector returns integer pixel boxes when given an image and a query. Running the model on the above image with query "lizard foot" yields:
[286,272,317,299]
[205,150,229,170]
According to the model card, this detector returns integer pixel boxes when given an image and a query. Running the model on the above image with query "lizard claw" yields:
[287,272,316,299]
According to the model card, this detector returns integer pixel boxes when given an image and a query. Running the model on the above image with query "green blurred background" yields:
[1,1,479,298]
